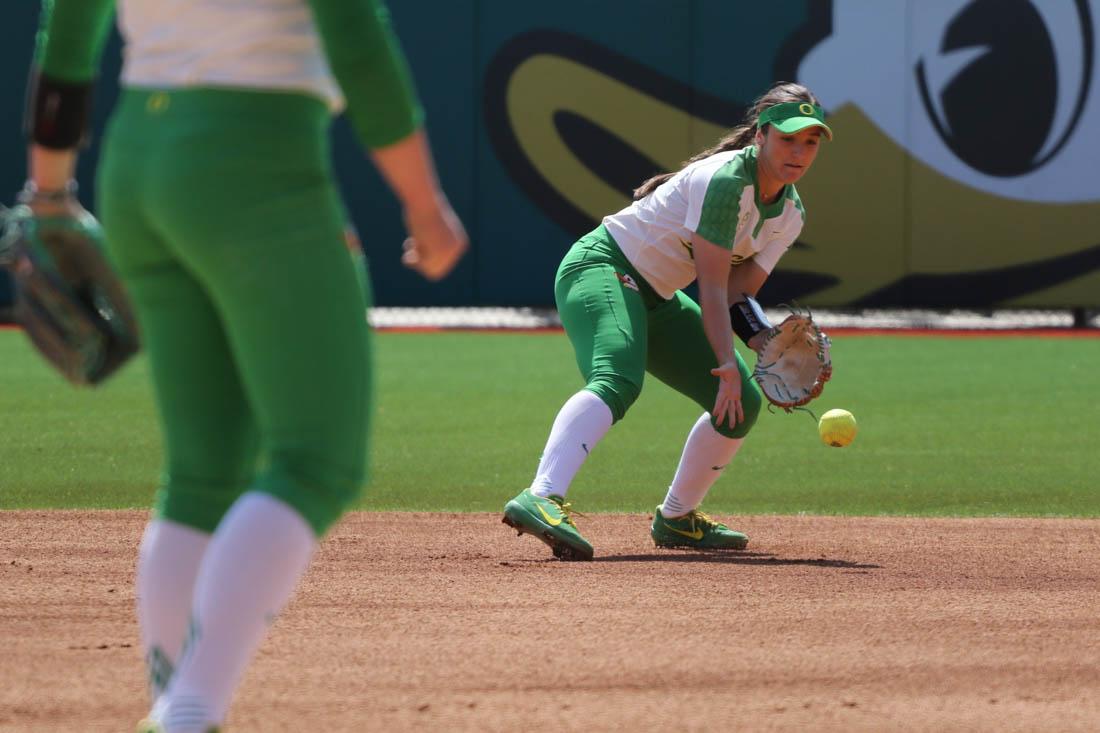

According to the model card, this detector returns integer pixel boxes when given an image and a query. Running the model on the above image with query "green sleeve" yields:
[307,0,424,149]
[695,162,748,249]
[35,0,116,82]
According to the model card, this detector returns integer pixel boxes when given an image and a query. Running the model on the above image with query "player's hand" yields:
[401,196,468,281]
[710,360,744,429]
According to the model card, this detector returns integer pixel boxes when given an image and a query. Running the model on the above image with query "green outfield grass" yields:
[1,328,1098,516]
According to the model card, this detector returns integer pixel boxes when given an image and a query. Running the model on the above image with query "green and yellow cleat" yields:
[650,506,749,550]
[503,489,594,561]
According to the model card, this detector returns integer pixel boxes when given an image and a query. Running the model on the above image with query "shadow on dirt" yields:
[594,551,882,569]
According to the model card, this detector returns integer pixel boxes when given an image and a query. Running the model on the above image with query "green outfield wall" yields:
[3,1,1098,308]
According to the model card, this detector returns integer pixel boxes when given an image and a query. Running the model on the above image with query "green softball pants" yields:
[97,88,371,536]
[555,225,761,439]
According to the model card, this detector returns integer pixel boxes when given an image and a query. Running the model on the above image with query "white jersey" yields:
[116,0,343,111]
[603,145,805,300]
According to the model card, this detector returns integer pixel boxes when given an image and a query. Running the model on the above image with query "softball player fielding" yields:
[23,1,466,731]
[503,82,832,560]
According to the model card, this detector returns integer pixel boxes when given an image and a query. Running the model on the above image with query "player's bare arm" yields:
[726,259,769,352]
[29,145,75,192]
[369,129,468,281]
[692,230,742,428]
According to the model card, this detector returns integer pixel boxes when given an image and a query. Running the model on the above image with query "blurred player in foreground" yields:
[23,0,466,730]
[504,82,830,560]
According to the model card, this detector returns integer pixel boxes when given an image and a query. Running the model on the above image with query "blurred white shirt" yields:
[117,0,344,111]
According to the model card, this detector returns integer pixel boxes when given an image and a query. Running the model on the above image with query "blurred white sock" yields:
[136,518,211,701]
[156,492,317,730]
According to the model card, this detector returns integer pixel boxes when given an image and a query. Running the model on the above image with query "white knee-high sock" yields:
[660,412,743,517]
[137,519,211,701]
[154,492,317,731]
[530,390,613,499]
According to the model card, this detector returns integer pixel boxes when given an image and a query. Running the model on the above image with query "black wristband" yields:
[729,295,772,344]
[25,68,94,150]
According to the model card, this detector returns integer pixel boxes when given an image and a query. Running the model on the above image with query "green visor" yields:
[757,101,833,139]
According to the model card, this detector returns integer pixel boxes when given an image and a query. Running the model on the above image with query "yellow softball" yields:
[818,408,857,447]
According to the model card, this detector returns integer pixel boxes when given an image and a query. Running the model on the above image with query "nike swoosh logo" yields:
[536,503,563,526]
[582,443,589,455]
[711,464,726,470]
[662,524,703,540]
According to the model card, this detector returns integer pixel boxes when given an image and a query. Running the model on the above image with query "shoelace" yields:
[550,499,586,528]
[686,510,724,531]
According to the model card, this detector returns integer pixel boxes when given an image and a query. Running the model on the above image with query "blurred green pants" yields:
[97,87,371,536]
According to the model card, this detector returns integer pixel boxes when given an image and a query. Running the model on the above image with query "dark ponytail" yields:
[632,81,822,200]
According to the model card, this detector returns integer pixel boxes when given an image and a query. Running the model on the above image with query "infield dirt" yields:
[2,511,1098,732]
